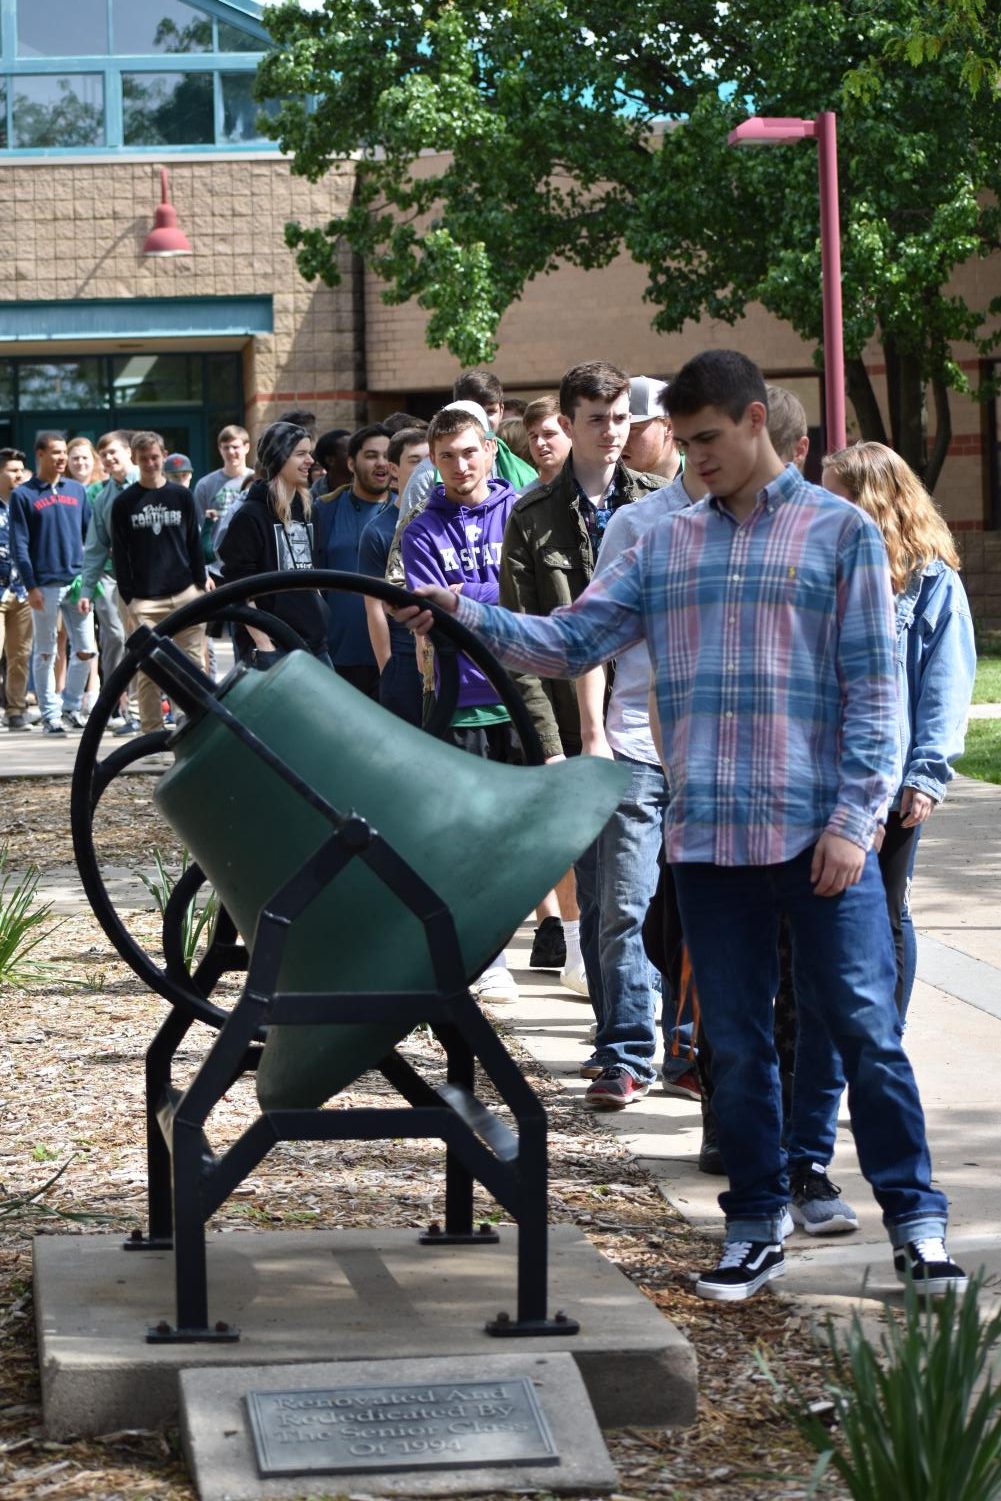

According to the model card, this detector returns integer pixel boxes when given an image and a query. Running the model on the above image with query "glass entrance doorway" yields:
[2,351,244,479]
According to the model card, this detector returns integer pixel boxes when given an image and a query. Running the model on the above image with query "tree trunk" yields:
[896,350,926,476]
[924,377,952,495]
[885,334,901,451]
[846,357,887,446]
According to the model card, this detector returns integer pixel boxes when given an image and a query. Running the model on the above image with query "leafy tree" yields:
[258,0,1001,486]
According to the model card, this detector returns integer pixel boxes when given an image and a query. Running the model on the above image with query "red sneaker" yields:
[661,1066,701,1102]
[584,1067,650,1111]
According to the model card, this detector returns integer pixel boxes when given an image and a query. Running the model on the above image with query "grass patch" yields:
[0,845,60,984]
[973,652,1001,704]
[957,719,1001,784]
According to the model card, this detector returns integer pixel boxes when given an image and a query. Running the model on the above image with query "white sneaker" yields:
[560,956,590,998]
[472,966,519,1003]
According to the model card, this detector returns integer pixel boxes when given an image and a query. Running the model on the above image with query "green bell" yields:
[155,654,629,1111]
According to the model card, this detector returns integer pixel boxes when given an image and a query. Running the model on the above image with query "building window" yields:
[11,75,105,150]
[112,0,212,56]
[2,351,245,479]
[123,72,214,146]
[221,72,277,143]
[217,20,262,53]
[16,0,108,58]
[18,359,109,412]
[2,1,276,154]
[112,353,204,407]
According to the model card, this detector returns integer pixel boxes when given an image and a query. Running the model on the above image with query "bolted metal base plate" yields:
[146,1322,240,1344]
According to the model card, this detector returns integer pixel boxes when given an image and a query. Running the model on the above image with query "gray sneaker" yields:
[41,718,67,736]
[789,1162,859,1236]
[62,709,89,731]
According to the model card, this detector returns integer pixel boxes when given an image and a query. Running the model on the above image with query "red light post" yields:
[727,113,847,451]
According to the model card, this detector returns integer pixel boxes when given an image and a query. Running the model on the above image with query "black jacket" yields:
[218,481,328,655]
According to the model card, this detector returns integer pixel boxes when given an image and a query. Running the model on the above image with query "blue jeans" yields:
[31,583,97,722]
[593,756,668,1085]
[378,650,423,726]
[672,847,948,1246]
[574,836,604,1020]
[92,576,126,685]
[787,813,925,1166]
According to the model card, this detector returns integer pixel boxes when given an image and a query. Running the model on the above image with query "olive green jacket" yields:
[498,458,663,758]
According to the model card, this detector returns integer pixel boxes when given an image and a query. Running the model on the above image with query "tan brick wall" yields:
[957,532,1001,635]
[0,157,363,435]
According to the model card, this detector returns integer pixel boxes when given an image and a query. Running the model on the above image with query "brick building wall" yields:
[0,155,363,437]
[957,532,1001,636]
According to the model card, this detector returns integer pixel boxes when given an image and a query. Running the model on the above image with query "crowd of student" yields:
[0,352,978,1303]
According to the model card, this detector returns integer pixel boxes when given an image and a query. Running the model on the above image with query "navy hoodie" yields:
[9,475,89,589]
[401,476,518,707]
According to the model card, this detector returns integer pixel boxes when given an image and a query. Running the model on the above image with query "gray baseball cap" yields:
[629,377,669,423]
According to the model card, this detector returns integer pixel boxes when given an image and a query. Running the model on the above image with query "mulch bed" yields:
[0,778,842,1499]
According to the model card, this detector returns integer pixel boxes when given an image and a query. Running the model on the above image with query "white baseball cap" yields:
[443,399,493,434]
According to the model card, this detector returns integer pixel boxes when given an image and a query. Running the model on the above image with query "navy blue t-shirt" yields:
[357,501,416,657]
[312,488,385,666]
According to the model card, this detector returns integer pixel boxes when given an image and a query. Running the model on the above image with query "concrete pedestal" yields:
[34,1225,697,1439]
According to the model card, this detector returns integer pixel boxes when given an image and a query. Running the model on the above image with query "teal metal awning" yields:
[0,296,273,342]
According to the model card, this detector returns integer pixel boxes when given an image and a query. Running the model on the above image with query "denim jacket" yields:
[894,560,976,806]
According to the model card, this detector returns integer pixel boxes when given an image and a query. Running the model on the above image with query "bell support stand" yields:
[70,574,626,1342]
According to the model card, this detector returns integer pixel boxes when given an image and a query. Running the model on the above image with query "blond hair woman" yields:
[821,442,976,1015]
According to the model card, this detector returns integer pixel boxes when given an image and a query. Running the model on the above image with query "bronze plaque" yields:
[246,1376,559,1478]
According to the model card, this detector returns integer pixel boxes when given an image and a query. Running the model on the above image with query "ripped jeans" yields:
[30,582,97,723]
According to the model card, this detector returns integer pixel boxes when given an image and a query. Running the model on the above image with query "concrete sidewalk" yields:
[499,773,1001,1317]
[3,729,999,1317]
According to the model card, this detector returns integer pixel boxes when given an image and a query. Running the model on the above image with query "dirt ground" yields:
[0,776,843,1500]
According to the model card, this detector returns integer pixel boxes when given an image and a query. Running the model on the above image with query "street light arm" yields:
[727,116,815,146]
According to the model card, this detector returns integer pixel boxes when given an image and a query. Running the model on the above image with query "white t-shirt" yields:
[596,473,695,765]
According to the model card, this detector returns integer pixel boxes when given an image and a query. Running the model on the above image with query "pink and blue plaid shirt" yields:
[457,463,899,866]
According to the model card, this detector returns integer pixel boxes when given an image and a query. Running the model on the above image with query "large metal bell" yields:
[154,652,629,1110]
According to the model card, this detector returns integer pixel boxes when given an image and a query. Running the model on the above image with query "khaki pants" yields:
[0,592,34,716]
[125,585,206,733]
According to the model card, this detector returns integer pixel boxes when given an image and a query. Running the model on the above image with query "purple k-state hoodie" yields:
[401,476,519,707]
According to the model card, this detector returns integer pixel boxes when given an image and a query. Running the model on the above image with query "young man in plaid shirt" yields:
[396,349,965,1304]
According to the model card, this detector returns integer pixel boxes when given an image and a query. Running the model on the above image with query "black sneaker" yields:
[695,1239,785,1301]
[61,710,88,731]
[5,713,32,731]
[893,1238,968,1297]
[530,916,566,970]
[789,1161,859,1236]
[698,1114,726,1176]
